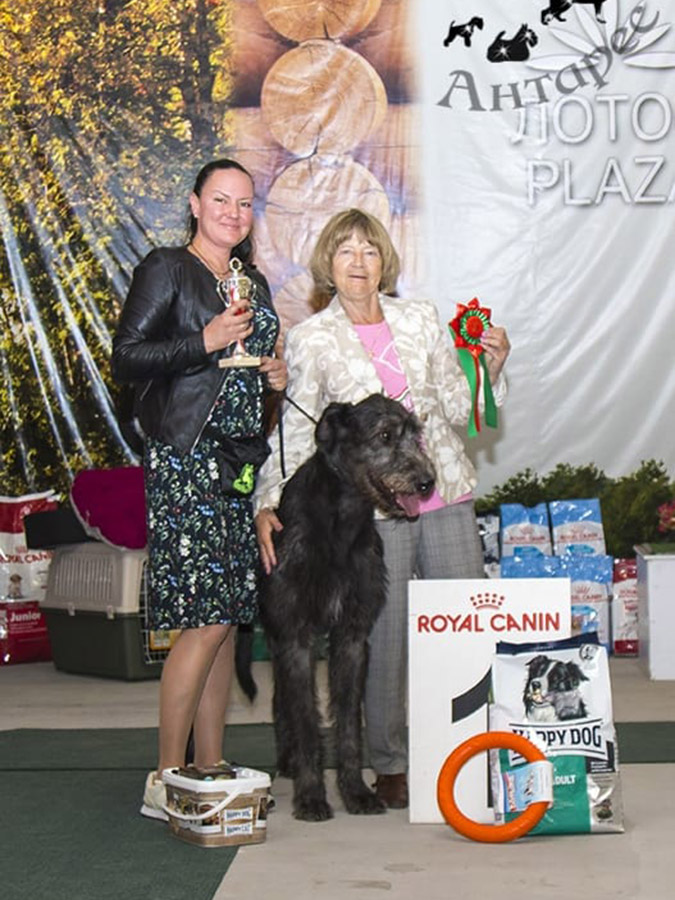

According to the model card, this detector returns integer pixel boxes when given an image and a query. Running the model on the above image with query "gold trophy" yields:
[217,258,261,369]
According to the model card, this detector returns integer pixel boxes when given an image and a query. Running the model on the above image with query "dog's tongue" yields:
[396,493,421,518]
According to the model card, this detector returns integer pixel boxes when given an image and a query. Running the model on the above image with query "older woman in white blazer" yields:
[254,208,510,810]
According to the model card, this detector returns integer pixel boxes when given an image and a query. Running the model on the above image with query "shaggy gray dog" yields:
[245,394,435,821]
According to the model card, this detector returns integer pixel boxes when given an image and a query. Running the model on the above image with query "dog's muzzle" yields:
[395,477,435,518]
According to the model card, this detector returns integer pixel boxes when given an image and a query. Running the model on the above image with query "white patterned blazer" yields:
[253,294,507,515]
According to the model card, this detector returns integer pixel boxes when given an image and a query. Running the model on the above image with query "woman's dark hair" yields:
[186,158,255,264]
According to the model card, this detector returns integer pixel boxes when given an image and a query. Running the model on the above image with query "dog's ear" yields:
[315,402,353,454]
[527,654,548,675]
[565,661,589,683]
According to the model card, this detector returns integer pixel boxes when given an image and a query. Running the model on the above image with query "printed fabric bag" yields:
[212,434,271,497]
[201,423,271,498]
[490,633,624,834]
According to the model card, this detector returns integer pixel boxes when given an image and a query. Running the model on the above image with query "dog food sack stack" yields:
[612,558,638,656]
[499,556,563,580]
[549,499,606,556]
[560,556,614,652]
[477,512,500,577]
[490,634,624,835]
[163,762,271,848]
[500,503,552,558]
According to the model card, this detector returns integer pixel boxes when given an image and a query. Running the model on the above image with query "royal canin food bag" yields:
[490,634,624,834]
[0,492,56,664]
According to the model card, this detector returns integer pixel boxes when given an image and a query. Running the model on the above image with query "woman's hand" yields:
[481,326,511,384]
[259,355,288,392]
[255,507,283,574]
[202,300,253,354]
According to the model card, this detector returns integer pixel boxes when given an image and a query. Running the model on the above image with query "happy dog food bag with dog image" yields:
[489,634,624,834]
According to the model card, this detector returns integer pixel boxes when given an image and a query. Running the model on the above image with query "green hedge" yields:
[475,460,675,559]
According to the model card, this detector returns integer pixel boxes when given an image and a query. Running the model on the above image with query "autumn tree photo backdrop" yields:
[0,0,416,495]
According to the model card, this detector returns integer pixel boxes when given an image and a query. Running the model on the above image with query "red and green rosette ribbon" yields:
[448,297,498,438]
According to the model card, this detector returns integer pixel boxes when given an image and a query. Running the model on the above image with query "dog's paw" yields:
[293,796,334,822]
[342,788,387,816]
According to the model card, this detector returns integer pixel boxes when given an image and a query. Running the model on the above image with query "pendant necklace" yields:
[189,242,233,308]
[357,321,385,362]
[188,242,230,282]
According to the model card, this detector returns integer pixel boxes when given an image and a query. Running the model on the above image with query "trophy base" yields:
[218,355,261,369]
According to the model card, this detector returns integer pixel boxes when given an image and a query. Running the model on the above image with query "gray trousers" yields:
[364,501,485,775]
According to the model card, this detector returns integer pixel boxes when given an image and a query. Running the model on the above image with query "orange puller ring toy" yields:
[437,731,549,843]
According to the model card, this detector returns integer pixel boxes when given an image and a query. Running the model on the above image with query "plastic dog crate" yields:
[41,542,170,680]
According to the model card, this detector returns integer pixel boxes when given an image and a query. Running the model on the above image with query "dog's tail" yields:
[235,624,258,702]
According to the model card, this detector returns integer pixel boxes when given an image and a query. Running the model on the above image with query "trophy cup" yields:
[217,258,261,369]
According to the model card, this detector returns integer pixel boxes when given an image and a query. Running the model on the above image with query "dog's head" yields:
[517,23,538,47]
[315,395,435,518]
[523,654,589,722]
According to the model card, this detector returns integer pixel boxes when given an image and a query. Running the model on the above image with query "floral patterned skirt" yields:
[143,381,265,630]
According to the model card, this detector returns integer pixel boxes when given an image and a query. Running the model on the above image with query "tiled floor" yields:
[2,656,674,900]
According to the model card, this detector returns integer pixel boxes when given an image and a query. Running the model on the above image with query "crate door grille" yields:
[53,552,114,606]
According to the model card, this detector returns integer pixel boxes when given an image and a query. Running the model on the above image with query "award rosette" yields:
[448,297,497,437]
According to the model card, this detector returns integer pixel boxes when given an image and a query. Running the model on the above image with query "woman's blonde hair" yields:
[308,209,400,312]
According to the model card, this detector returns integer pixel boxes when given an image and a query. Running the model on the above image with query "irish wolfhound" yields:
[250,394,436,821]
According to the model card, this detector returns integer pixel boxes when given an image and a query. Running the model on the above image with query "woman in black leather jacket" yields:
[112,158,287,821]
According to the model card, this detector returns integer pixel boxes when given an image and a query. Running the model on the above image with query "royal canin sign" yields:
[415,591,561,635]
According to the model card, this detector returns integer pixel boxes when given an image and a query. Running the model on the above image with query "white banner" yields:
[408,577,571,823]
[414,0,675,493]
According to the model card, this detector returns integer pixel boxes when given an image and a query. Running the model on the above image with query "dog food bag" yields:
[0,491,57,665]
[499,555,563,579]
[549,499,606,556]
[500,503,552,557]
[477,512,500,577]
[490,633,624,835]
[612,558,638,656]
[560,556,614,652]
[0,491,58,602]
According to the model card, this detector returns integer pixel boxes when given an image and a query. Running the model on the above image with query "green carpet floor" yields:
[1,769,233,900]
[1,721,674,771]
[0,724,276,771]
[0,726,277,900]
[1,722,673,900]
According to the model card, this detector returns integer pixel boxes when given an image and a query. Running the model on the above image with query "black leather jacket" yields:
[111,247,274,454]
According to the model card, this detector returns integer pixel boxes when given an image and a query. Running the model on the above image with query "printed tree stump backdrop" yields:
[230,1,290,107]
[260,41,387,157]
[348,0,412,102]
[231,0,421,330]
[231,108,294,198]
[265,157,390,266]
[231,0,411,106]
[271,272,315,334]
[257,0,382,42]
